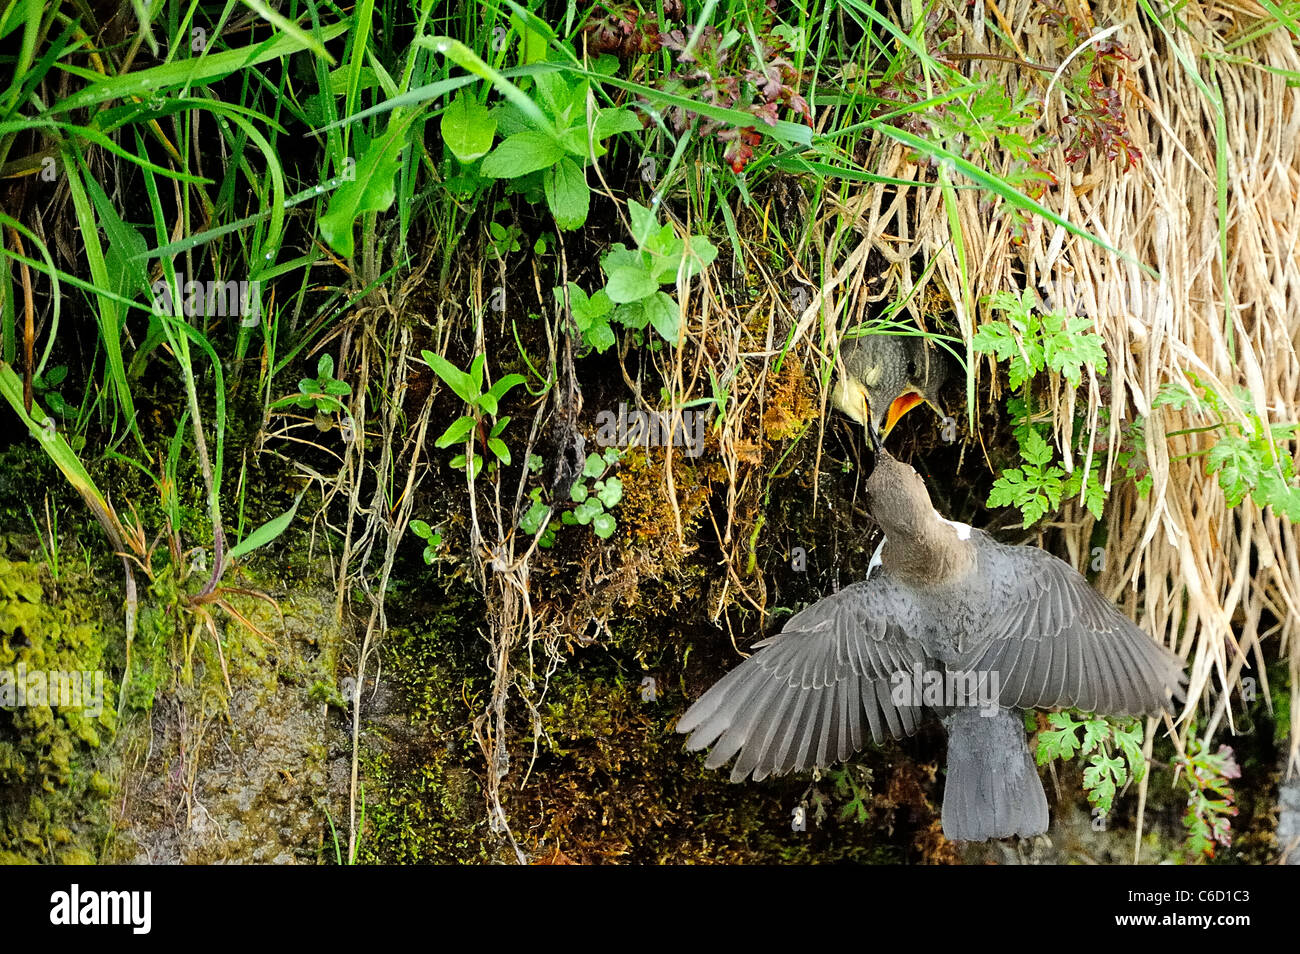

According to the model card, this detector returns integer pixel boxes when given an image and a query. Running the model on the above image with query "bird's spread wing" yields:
[959,535,1186,716]
[677,576,930,782]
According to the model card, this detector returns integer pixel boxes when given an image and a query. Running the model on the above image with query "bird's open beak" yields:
[883,390,926,438]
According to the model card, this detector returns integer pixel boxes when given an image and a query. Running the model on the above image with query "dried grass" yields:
[750,1,1300,775]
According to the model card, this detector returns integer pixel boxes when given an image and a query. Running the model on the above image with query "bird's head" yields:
[864,449,939,539]
[832,334,948,443]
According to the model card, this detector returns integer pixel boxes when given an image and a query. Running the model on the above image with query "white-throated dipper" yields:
[678,346,1185,840]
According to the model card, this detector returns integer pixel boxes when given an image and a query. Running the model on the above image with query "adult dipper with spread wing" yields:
[677,342,1185,840]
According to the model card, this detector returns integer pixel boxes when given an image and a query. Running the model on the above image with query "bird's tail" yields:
[941,706,1049,841]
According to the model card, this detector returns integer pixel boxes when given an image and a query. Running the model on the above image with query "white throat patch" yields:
[934,511,972,540]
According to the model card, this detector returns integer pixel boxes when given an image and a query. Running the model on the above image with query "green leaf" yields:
[591,512,616,538]
[613,301,648,331]
[487,437,510,463]
[424,350,480,405]
[628,200,657,247]
[972,319,1022,363]
[1114,720,1147,782]
[583,453,605,478]
[594,107,642,140]
[601,243,642,273]
[643,291,680,342]
[441,92,497,163]
[645,223,679,258]
[570,480,589,503]
[683,235,719,277]
[545,158,589,230]
[574,497,604,524]
[568,284,613,324]
[987,468,1026,509]
[1153,381,1198,411]
[410,519,432,539]
[605,265,658,303]
[533,71,574,119]
[485,373,526,406]
[596,476,623,508]
[1018,428,1053,466]
[228,490,305,561]
[40,366,68,388]
[319,114,417,257]
[584,320,616,353]
[1082,751,1125,812]
[1080,718,1111,755]
[520,499,549,534]
[435,414,476,448]
[1206,434,1257,506]
[481,130,563,178]
[1254,469,1300,522]
[1036,711,1082,765]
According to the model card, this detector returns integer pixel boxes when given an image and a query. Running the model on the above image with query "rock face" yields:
[1279,759,1300,865]
[0,548,351,866]
[107,588,350,865]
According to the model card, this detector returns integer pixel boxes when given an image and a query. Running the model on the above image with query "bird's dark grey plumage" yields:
[677,450,1186,841]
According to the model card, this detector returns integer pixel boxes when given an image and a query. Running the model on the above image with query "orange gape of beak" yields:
[883,391,925,437]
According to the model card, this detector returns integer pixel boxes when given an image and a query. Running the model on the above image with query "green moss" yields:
[507,663,912,863]
[0,557,119,862]
[353,581,490,863]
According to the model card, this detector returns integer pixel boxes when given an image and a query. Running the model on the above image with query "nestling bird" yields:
[831,333,948,441]
[678,362,1186,840]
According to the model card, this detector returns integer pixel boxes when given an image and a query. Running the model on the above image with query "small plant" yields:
[1037,4,1142,170]
[291,354,353,425]
[31,365,77,420]
[441,53,640,230]
[829,764,875,824]
[1156,373,1300,521]
[409,519,442,564]
[1174,731,1240,860]
[424,350,526,479]
[564,452,624,539]
[1115,415,1154,499]
[519,449,622,545]
[486,219,523,260]
[519,489,558,548]
[1034,711,1146,819]
[554,281,617,353]
[597,200,718,345]
[555,200,718,353]
[973,288,1108,390]
[987,411,1105,527]
[976,291,1109,526]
